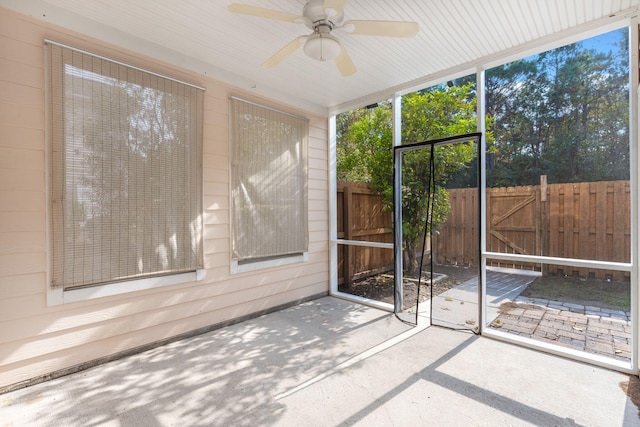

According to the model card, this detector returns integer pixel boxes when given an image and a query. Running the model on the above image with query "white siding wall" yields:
[0,7,329,389]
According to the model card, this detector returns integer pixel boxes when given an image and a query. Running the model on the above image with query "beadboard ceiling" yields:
[1,0,638,115]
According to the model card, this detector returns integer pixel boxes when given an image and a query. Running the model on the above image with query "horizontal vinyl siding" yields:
[0,8,50,388]
[0,7,329,389]
[0,273,45,299]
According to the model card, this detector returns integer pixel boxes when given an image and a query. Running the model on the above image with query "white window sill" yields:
[231,253,308,274]
[47,269,205,305]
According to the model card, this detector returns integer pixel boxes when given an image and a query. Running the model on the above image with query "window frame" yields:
[45,40,205,305]
[228,96,310,273]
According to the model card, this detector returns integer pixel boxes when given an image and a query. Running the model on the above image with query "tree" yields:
[337,83,480,274]
[486,29,629,186]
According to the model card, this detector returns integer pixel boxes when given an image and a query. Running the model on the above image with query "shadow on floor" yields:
[1,297,637,426]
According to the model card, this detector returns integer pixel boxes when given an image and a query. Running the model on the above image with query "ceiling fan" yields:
[228,0,419,76]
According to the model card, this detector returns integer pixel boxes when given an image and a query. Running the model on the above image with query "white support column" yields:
[393,94,402,148]
[328,114,339,296]
[392,94,403,313]
[629,17,639,373]
[477,67,488,333]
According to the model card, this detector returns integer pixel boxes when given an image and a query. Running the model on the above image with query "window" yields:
[48,41,204,295]
[229,97,308,270]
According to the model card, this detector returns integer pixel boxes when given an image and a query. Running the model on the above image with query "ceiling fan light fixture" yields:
[303,33,341,61]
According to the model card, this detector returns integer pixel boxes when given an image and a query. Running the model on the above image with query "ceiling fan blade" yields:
[344,20,419,37]
[334,46,356,77]
[262,37,306,68]
[228,4,302,23]
[323,0,348,16]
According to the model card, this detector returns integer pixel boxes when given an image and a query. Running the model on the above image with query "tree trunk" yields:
[403,242,420,277]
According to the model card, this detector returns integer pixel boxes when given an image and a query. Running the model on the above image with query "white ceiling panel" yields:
[1,0,637,115]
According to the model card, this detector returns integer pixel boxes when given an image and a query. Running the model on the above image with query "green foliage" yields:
[337,83,480,273]
[402,85,477,144]
[337,103,392,184]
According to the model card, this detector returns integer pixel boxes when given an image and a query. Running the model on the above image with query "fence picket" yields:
[577,182,589,277]
[336,182,393,285]
[337,179,630,284]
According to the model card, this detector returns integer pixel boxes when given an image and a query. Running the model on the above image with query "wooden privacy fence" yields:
[337,181,393,286]
[338,179,631,284]
[436,178,631,280]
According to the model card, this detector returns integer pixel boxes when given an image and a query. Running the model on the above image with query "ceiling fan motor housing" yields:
[302,0,344,61]
[303,0,345,31]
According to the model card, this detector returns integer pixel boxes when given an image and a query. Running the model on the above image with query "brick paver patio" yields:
[489,296,631,361]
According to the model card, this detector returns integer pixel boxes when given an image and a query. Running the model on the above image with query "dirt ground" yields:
[339,264,479,305]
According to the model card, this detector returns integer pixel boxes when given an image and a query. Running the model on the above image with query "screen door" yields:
[394,133,482,328]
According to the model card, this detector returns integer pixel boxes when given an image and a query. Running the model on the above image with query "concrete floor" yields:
[425,270,535,330]
[1,296,639,426]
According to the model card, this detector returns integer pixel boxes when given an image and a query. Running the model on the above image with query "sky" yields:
[580,28,627,54]
[516,27,628,66]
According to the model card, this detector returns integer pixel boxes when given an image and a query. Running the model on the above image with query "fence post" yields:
[540,175,548,276]
[343,183,353,287]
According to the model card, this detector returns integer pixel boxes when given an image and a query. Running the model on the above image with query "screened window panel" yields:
[230,98,309,262]
[48,42,204,290]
